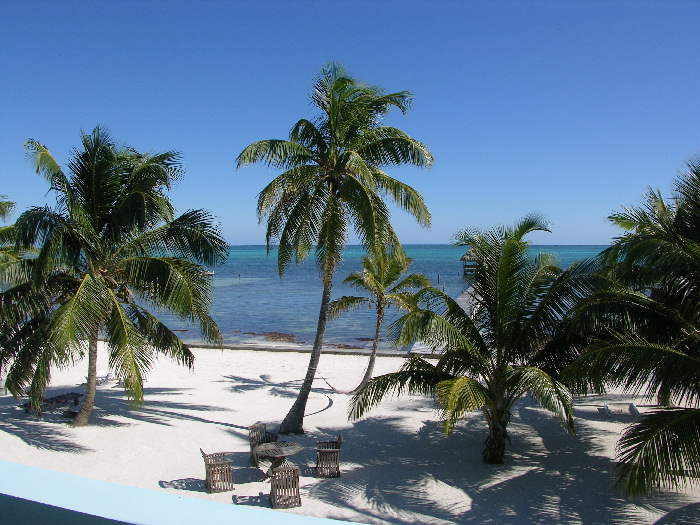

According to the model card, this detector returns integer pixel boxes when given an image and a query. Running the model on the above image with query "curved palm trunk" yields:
[279,269,334,434]
[73,332,98,427]
[349,303,385,395]
[482,406,509,464]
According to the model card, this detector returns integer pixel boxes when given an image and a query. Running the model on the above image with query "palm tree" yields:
[329,249,430,394]
[350,215,602,463]
[0,195,15,221]
[566,159,700,495]
[0,195,19,274]
[0,126,228,427]
[236,63,433,434]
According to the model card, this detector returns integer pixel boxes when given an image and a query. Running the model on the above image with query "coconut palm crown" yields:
[351,215,602,463]
[330,249,430,394]
[0,127,228,426]
[237,63,433,434]
[566,159,700,495]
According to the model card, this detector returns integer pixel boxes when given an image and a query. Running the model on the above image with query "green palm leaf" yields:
[616,408,700,496]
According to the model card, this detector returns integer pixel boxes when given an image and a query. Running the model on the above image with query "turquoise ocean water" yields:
[173,245,607,351]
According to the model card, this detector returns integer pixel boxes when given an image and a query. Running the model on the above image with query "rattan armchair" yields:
[315,434,343,477]
[249,423,279,467]
[200,448,234,493]
[269,465,301,508]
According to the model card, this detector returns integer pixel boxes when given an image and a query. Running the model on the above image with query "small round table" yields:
[255,441,303,479]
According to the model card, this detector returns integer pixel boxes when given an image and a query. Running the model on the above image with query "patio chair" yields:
[249,423,279,467]
[315,434,343,478]
[200,448,234,493]
[269,466,301,509]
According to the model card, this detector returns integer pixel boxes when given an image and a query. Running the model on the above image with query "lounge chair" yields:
[269,465,301,509]
[316,434,343,477]
[249,423,279,467]
[199,448,234,493]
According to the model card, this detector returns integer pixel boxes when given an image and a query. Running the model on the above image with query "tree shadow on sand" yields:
[223,374,306,400]
[0,390,93,453]
[0,383,250,451]
[302,398,698,524]
[67,386,250,431]
[653,502,700,524]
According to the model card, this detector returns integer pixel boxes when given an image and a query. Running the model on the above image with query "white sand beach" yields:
[1,345,698,524]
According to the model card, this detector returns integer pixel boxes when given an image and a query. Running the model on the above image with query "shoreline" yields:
[181,340,420,358]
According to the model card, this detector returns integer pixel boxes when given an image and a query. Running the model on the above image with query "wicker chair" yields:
[200,448,234,493]
[315,434,343,478]
[249,423,279,467]
[269,466,301,509]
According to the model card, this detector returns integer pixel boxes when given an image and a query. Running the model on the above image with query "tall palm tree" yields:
[350,215,602,463]
[566,160,700,495]
[0,127,228,427]
[236,63,433,434]
[329,250,430,394]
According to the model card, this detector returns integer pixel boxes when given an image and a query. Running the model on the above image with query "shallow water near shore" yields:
[168,244,606,351]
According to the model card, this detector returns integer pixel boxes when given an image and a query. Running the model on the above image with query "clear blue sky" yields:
[1,1,698,245]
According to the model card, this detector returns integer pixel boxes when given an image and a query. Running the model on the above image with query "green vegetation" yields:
[567,160,700,495]
[330,250,430,394]
[0,127,227,426]
[0,196,15,221]
[350,214,602,463]
[237,63,433,434]
[0,196,20,275]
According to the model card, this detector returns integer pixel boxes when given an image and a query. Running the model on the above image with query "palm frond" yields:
[616,408,700,496]
[237,140,313,170]
[437,377,493,433]
[329,295,371,319]
[507,366,575,433]
[349,356,451,420]
[105,295,149,406]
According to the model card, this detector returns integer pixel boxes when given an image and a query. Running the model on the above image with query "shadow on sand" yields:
[0,383,250,452]
[294,401,699,525]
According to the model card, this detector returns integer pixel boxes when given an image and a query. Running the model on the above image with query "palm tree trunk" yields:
[657,381,673,407]
[482,407,509,464]
[279,268,334,434]
[349,304,384,395]
[73,332,98,427]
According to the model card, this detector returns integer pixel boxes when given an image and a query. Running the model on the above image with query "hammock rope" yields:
[316,357,373,395]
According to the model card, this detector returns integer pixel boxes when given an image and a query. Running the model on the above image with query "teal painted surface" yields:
[0,460,357,525]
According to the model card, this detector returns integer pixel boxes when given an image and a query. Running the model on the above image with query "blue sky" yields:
[1,1,698,245]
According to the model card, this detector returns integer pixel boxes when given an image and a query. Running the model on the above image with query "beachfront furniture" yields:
[20,392,84,415]
[603,402,612,418]
[96,370,112,385]
[629,402,641,417]
[269,466,301,509]
[315,434,343,477]
[249,423,279,467]
[199,449,234,493]
[255,441,303,479]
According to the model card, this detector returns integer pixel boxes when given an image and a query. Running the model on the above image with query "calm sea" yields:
[172,245,606,351]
